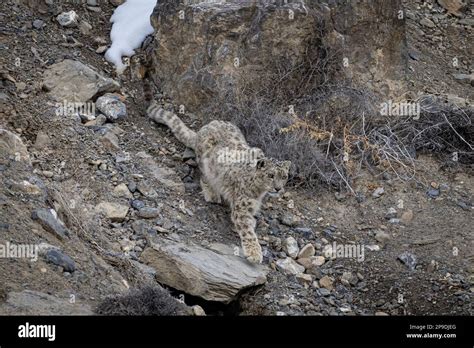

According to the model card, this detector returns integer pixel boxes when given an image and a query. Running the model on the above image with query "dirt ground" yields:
[0,0,472,316]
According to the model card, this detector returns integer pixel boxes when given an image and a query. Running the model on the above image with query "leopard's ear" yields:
[256,158,267,170]
[281,160,291,171]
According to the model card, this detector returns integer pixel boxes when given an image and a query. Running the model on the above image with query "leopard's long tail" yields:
[147,101,197,150]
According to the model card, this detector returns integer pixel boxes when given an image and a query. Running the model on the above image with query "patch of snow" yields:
[105,0,157,73]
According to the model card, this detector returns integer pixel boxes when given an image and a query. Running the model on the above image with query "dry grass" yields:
[95,286,190,316]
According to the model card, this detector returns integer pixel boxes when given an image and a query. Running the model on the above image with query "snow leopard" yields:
[147,101,291,264]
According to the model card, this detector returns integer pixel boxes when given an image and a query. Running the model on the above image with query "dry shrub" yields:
[95,286,190,316]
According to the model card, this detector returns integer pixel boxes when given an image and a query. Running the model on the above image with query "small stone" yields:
[113,183,133,199]
[296,273,313,284]
[375,230,391,244]
[296,257,313,269]
[12,180,43,195]
[279,213,300,227]
[275,257,305,275]
[192,305,206,316]
[45,249,75,272]
[375,311,389,316]
[87,6,101,12]
[398,251,417,271]
[96,202,129,222]
[109,0,125,6]
[137,207,161,219]
[319,275,334,290]
[85,114,107,127]
[401,210,414,223]
[283,236,299,258]
[131,200,145,210]
[427,188,440,198]
[427,260,438,273]
[372,187,384,198]
[298,243,315,259]
[366,245,381,252]
[96,46,108,54]
[420,18,436,28]
[182,148,196,160]
[94,37,108,45]
[127,181,137,193]
[439,184,449,192]
[79,112,96,123]
[341,271,358,286]
[56,11,79,27]
[458,19,474,26]
[96,93,126,122]
[319,288,331,296]
[293,227,312,239]
[87,0,98,5]
[312,256,326,266]
[100,131,120,151]
[437,0,465,16]
[33,19,45,29]
[34,131,50,149]
[408,50,420,61]
[322,244,334,259]
[136,182,158,198]
[42,171,54,178]
[456,201,471,211]
[385,207,397,219]
[339,306,351,313]
[79,21,92,35]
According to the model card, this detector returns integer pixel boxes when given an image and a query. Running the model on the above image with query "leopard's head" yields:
[253,158,291,197]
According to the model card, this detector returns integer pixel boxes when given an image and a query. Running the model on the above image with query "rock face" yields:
[148,0,405,113]
[42,59,120,103]
[140,237,268,303]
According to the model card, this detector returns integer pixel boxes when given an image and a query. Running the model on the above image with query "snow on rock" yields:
[105,0,157,73]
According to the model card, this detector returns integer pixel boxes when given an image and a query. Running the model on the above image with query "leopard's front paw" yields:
[243,243,263,264]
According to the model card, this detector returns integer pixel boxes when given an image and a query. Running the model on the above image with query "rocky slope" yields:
[0,0,472,316]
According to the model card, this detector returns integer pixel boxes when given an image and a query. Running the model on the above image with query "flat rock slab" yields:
[42,59,120,103]
[31,208,70,239]
[0,290,93,315]
[140,238,268,303]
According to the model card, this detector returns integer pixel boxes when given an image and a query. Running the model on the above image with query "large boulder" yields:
[140,237,268,303]
[147,0,406,113]
[42,59,120,103]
